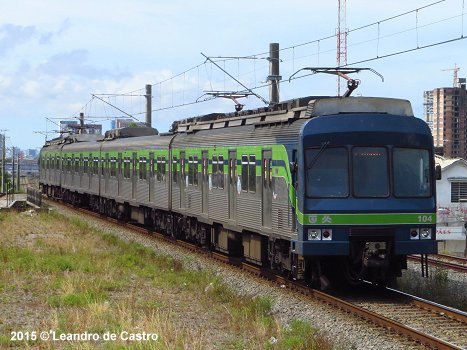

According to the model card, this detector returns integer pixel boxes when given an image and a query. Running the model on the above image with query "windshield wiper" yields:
[307,141,330,170]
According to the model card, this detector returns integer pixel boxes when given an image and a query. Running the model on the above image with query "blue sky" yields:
[1,0,466,150]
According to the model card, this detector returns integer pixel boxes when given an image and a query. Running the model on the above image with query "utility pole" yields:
[16,153,20,193]
[268,43,281,105]
[145,84,152,127]
[79,112,85,134]
[0,130,6,194]
[12,147,15,194]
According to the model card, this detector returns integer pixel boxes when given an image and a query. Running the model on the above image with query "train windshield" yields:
[305,147,431,198]
[352,147,388,197]
[306,147,349,197]
[393,148,431,197]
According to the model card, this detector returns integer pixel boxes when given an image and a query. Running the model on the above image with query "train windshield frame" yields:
[305,146,432,199]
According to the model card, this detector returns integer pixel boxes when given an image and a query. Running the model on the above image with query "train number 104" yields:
[417,215,433,223]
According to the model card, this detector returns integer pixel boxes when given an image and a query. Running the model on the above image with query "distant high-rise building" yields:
[26,149,38,159]
[424,78,467,159]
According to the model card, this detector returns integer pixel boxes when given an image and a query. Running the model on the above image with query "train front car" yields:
[293,97,437,288]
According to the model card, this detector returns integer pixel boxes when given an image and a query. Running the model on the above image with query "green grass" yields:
[0,211,338,349]
[49,289,108,307]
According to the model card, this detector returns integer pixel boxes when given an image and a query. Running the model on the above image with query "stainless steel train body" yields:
[39,96,438,287]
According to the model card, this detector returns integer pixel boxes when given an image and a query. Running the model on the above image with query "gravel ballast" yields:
[46,203,436,350]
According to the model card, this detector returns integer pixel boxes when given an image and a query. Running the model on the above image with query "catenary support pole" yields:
[268,43,281,105]
[16,153,20,193]
[1,134,4,193]
[146,84,152,127]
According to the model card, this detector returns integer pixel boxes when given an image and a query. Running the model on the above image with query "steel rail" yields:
[437,253,467,265]
[388,288,467,325]
[45,197,464,349]
[408,255,467,273]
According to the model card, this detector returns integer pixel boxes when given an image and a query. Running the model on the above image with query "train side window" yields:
[139,157,147,180]
[203,157,208,178]
[172,156,178,183]
[74,157,79,173]
[193,156,198,186]
[83,157,88,174]
[249,155,256,193]
[149,155,154,178]
[156,156,161,182]
[181,158,185,178]
[111,157,117,177]
[218,155,224,189]
[151,156,156,179]
[162,156,166,181]
[268,159,273,185]
[241,155,248,191]
[123,157,130,179]
[212,156,218,188]
[93,157,99,175]
[188,156,194,185]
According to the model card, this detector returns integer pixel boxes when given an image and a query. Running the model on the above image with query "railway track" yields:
[45,198,467,349]
[408,254,467,273]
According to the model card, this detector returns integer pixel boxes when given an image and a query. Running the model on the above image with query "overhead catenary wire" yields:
[59,0,464,125]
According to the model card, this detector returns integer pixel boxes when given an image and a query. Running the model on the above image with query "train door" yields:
[228,150,236,221]
[180,151,186,209]
[79,153,83,188]
[262,150,272,229]
[202,150,209,214]
[149,153,154,202]
[88,153,92,190]
[117,153,122,197]
[132,152,137,200]
[104,153,109,194]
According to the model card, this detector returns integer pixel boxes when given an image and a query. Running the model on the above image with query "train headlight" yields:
[308,229,321,240]
[420,228,432,239]
[322,229,332,240]
[410,228,420,240]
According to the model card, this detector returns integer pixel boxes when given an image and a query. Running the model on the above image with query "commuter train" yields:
[39,96,439,288]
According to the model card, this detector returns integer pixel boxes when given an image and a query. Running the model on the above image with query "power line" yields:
[72,0,464,120]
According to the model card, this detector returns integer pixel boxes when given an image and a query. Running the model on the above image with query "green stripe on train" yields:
[296,212,436,226]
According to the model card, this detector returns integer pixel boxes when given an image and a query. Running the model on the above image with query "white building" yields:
[435,155,467,255]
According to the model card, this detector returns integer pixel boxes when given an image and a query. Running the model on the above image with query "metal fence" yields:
[27,187,42,207]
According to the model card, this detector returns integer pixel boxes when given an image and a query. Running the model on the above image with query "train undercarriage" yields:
[42,184,404,290]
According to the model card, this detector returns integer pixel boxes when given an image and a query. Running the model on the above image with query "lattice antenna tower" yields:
[336,0,348,95]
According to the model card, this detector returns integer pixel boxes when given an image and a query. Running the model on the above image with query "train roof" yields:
[42,133,104,148]
[172,96,414,133]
